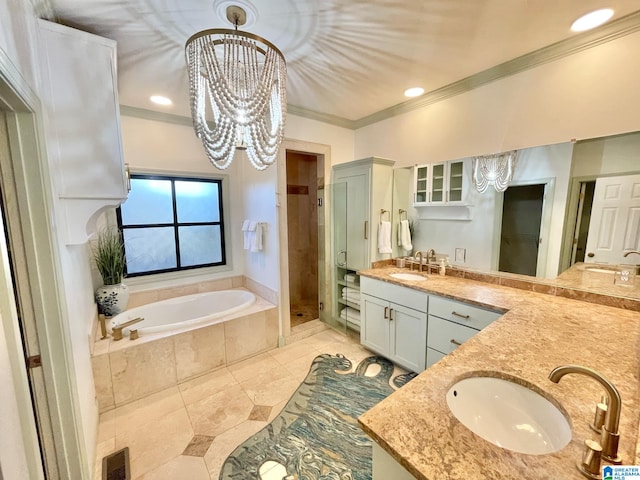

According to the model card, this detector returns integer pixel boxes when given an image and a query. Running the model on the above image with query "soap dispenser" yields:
[439,259,446,276]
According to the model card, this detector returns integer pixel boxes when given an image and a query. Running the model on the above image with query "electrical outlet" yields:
[455,248,466,263]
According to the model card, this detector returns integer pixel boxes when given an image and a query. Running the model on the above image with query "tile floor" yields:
[93,327,402,480]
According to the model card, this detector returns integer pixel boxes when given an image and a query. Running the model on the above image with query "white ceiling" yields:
[48,0,640,124]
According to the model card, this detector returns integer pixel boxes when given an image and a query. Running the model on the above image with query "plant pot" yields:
[95,283,129,317]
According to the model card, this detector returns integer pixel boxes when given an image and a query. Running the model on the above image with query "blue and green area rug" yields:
[220,354,417,480]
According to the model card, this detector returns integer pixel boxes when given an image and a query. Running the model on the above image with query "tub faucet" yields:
[549,364,622,464]
[112,317,144,341]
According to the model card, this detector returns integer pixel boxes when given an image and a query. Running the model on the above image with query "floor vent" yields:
[102,447,130,480]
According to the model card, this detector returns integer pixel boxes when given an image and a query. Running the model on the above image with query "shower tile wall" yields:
[287,153,319,326]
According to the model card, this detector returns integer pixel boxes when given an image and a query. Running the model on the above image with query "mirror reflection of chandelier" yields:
[185,5,287,170]
[472,150,518,193]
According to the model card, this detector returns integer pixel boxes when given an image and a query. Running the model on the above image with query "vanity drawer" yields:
[426,347,446,368]
[429,295,501,330]
[427,316,478,354]
[360,277,428,313]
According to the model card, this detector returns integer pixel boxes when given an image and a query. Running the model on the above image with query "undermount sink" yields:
[446,375,571,455]
[389,272,427,281]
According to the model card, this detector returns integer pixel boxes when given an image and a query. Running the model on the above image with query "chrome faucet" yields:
[549,364,622,464]
[111,317,144,341]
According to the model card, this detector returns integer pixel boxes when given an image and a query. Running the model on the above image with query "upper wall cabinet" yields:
[413,159,470,207]
[37,20,128,244]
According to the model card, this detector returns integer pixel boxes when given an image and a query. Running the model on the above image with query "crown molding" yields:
[121,11,640,133]
[119,105,195,127]
[294,10,640,130]
[286,104,355,129]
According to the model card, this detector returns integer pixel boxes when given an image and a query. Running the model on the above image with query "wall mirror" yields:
[391,130,640,300]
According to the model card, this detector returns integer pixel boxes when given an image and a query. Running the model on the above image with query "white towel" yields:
[250,222,263,252]
[340,307,361,322]
[399,220,413,251]
[378,221,392,254]
[242,220,251,250]
[342,286,360,296]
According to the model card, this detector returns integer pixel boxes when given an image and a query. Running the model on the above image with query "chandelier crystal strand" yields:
[186,24,286,170]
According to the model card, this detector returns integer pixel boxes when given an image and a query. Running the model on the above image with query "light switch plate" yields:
[455,248,466,263]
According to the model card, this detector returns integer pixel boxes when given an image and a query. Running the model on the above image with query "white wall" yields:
[0,0,39,90]
[119,114,245,289]
[355,30,640,166]
[285,114,355,166]
[571,131,640,177]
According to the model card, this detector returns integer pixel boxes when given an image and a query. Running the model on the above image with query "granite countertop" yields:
[357,266,640,480]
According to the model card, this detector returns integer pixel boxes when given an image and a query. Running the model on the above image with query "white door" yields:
[585,174,640,265]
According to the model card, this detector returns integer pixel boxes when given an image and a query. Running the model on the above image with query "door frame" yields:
[276,139,331,342]
[492,178,554,277]
[1,52,87,478]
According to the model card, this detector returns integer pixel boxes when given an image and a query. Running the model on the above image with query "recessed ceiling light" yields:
[404,87,424,98]
[571,8,614,32]
[150,95,173,106]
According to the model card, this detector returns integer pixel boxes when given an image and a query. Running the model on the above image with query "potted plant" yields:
[92,227,129,316]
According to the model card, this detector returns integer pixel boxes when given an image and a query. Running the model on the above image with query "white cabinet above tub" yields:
[360,277,428,372]
[37,20,128,244]
[426,295,502,368]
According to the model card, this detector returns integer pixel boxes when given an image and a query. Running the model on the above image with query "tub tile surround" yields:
[92,288,278,411]
[92,328,378,480]
[358,267,640,480]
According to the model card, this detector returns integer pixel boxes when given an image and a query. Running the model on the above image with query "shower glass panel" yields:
[328,181,349,335]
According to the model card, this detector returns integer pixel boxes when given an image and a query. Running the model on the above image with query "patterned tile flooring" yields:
[92,328,405,480]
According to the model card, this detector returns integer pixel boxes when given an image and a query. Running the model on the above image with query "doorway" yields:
[498,184,545,276]
[571,181,596,264]
[286,152,320,328]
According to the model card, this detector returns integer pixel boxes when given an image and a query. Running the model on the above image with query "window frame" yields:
[116,173,227,277]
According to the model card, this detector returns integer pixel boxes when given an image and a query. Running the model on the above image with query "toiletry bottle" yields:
[439,259,446,276]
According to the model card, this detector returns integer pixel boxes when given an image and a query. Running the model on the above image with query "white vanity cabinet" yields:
[413,159,470,206]
[38,20,128,244]
[426,295,502,367]
[360,277,428,372]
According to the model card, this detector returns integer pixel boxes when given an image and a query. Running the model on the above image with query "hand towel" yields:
[242,220,251,250]
[250,222,263,252]
[378,221,392,254]
[399,219,413,251]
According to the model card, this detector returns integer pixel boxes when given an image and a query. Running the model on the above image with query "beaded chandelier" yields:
[472,150,518,193]
[185,6,286,170]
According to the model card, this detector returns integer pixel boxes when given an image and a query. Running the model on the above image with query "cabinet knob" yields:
[384,306,388,319]
[452,311,470,320]
[389,308,394,321]
[450,339,463,346]
[587,252,595,258]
